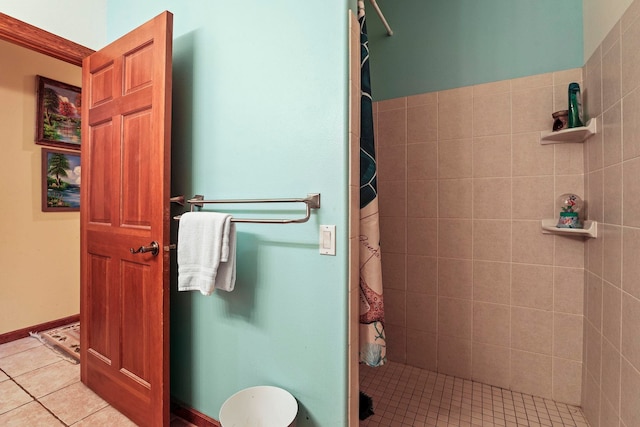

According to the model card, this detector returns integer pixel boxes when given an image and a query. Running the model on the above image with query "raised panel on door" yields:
[87,122,113,224]
[120,259,151,384]
[87,253,110,360]
[121,109,153,228]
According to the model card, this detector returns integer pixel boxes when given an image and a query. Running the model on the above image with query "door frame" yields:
[0,12,94,65]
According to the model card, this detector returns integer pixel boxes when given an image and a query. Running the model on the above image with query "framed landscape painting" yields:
[36,75,82,151]
[42,148,81,212]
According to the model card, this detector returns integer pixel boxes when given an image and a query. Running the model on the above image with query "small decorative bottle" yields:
[568,83,584,128]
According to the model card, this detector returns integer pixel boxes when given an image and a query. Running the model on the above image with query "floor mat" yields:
[31,322,80,363]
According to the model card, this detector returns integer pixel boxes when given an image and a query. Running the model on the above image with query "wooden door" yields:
[80,11,172,427]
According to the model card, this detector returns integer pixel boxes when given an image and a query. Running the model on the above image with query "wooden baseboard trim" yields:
[0,314,80,344]
[171,398,221,427]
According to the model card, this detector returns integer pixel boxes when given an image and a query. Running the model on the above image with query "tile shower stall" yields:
[366,8,640,427]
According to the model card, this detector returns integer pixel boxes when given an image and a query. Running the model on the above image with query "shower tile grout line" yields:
[360,360,590,427]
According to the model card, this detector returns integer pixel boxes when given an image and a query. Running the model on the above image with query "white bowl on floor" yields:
[219,385,298,427]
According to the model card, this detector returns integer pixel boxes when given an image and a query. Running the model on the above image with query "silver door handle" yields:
[130,241,159,256]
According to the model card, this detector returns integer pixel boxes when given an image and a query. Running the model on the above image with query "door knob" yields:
[130,241,159,256]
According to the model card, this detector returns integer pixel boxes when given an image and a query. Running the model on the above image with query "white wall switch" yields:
[319,225,336,255]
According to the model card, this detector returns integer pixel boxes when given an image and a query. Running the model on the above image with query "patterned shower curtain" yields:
[358,0,386,368]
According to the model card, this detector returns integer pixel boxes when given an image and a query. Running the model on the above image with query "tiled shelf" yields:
[541,219,598,238]
[539,119,596,144]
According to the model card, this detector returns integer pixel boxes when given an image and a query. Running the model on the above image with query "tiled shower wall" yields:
[374,68,586,405]
[580,2,640,426]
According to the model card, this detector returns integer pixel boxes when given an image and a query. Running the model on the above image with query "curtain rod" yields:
[369,0,393,36]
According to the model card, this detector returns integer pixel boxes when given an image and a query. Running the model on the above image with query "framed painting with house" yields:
[36,75,81,150]
[42,148,81,212]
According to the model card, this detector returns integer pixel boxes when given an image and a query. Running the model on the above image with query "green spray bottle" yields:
[568,82,584,128]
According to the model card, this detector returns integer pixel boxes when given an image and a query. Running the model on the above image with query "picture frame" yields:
[42,148,81,212]
[36,75,82,151]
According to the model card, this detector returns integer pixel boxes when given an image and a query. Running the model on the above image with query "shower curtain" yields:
[358,0,386,368]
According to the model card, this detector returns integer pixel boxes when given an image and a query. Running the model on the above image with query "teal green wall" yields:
[106,2,351,426]
[365,0,584,100]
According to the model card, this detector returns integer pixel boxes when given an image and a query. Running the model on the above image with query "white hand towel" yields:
[177,212,235,295]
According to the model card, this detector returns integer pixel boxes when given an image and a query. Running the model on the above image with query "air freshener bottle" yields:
[568,82,584,128]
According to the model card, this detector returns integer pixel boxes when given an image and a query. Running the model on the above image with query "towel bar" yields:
[173,193,320,224]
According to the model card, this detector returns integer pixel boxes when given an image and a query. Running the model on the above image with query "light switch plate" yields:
[319,225,336,255]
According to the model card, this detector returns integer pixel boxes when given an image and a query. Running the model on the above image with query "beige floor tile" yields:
[0,401,63,426]
[71,405,137,426]
[0,380,33,415]
[1,338,200,426]
[14,360,80,398]
[39,381,108,425]
[0,337,41,359]
[0,345,61,378]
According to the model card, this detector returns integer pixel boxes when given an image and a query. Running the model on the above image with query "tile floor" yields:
[360,361,590,427]
[0,337,196,426]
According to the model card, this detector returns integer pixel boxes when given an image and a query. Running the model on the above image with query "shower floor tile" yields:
[360,361,590,427]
